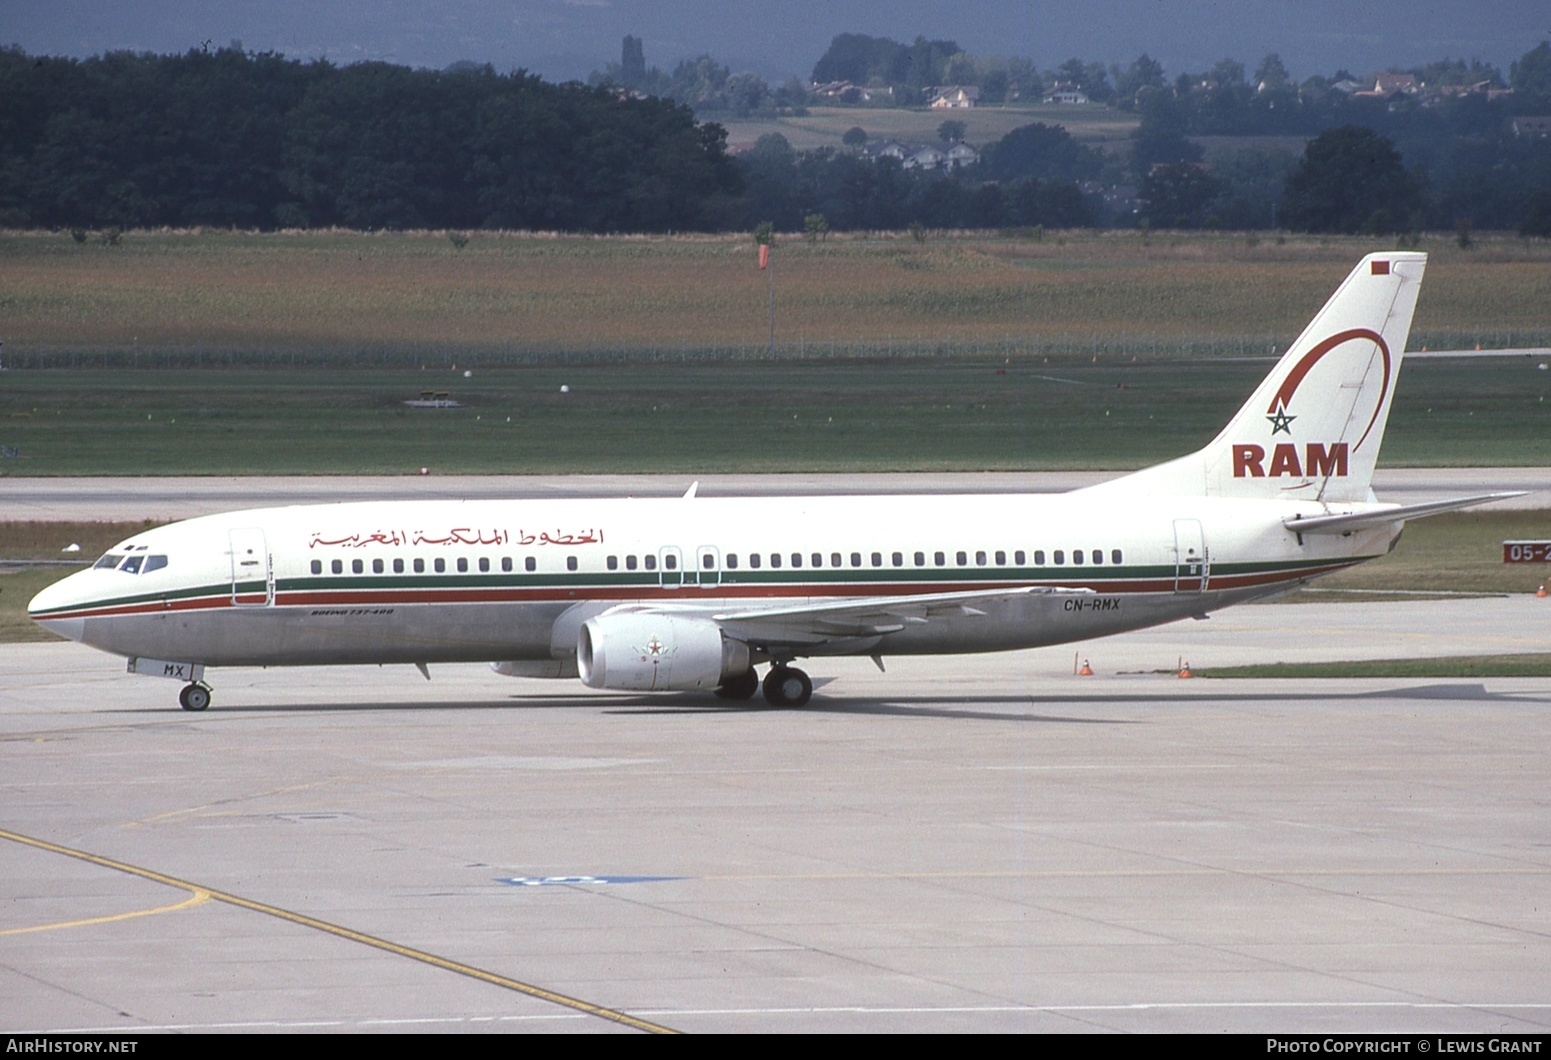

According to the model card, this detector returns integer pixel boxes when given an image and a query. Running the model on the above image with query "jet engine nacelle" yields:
[578,613,750,692]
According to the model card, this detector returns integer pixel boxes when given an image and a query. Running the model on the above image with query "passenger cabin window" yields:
[414,558,425,573]
[332,559,343,574]
[791,553,802,568]
[311,560,322,575]
[830,553,842,568]
[975,551,986,566]
[812,553,823,568]
[625,555,637,570]
[434,558,445,573]
[478,557,490,573]
[566,556,578,571]
[871,552,882,567]
[726,554,738,569]
[935,552,945,567]
[457,558,468,573]
[1015,550,1026,565]
[955,551,967,566]
[1034,550,1045,565]
[393,558,404,573]
[703,554,715,569]
[644,555,657,571]
[664,554,677,570]
[1092,550,1103,566]
[502,557,513,572]
[352,559,364,574]
[995,551,1006,565]
[525,557,536,572]
[749,554,761,569]
[608,556,618,570]
[892,552,903,567]
[1053,550,1064,566]
[372,559,384,574]
[1111,549,1123,564]
[1072,550,1084,565]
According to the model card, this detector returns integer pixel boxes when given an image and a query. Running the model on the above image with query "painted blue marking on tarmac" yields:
[497,875,683,887]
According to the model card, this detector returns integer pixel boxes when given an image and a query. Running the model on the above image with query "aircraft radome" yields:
[29,253,1518,710]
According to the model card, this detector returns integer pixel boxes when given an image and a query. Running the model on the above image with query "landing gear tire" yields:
[179,683,212,712]
[762,666,812,707]
[714,667,760,700]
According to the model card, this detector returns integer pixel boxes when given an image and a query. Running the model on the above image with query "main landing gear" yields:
[178,682,212,712]
[714,666,760,700]
[761,665,812,708]
[715,665,813,707]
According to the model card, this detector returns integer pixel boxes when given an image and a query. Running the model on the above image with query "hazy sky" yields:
[5,1,1546,84]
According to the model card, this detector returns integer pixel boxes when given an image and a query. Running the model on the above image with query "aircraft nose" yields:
[28,572,90,643]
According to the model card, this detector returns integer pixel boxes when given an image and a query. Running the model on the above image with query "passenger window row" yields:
[307,548,1123,576]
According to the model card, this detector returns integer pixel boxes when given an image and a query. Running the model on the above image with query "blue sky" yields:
[5,0,1545,84]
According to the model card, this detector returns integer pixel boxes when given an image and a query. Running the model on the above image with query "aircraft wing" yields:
[704,585,1092,646]
[1284,491,1526,534]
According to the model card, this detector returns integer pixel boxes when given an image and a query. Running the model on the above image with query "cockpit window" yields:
[119,555,144,574]
[143,555,168,574]
[94,554,124,570]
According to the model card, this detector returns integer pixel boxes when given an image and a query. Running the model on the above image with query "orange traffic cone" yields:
[1178,660,1194,679]
[1079,658,1094,676]
[1537,584,1547,598]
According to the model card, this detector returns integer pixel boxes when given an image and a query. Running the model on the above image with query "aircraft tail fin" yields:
[1082,253,1426,503]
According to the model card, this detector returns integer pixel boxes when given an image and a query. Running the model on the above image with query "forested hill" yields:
[0,47,742,231]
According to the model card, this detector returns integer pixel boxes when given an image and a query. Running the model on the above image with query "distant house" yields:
[1043,81,1089,104]
[1353,72,1422,99]
[1513,116,1551,138]
[928,85,979,109]
[864,140,909,162]
[903,145,947,170]
[811,80,891,103]
[944,142,980,169]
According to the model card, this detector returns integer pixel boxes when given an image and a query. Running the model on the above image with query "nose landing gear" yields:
[178,682,212,712]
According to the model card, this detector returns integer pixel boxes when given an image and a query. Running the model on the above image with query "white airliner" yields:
[29,253,1515,711]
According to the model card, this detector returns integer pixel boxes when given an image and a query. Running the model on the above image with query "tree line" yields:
[3,42,1550,237]
[0,46,741,231]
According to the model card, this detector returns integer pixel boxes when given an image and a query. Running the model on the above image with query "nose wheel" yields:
[178,682,212,712]
[761,666,812,707]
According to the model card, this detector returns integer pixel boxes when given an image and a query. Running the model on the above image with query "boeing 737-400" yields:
[29,253,1517,710]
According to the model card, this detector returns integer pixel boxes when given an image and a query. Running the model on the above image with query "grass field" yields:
[718,103,1140,152]
[1198,655,1551,678]
[2,229,1548,474]
[2,356,1549,474]
[5,229,1549,364]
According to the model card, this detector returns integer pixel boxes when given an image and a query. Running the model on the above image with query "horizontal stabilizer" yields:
[1283,492,1525,534]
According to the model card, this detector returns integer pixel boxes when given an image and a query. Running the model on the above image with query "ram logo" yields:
[1233,442,1349,479]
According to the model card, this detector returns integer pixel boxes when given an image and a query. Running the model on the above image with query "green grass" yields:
[1,229,1548,474]
[2,356,1547,475]
[1198,655,1551,678]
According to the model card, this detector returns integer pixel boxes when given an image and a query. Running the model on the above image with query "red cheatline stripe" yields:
[35,563,1357,623]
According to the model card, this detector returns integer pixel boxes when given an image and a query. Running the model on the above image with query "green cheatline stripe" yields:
[0,826,680,1035]
[33,554,1367,617]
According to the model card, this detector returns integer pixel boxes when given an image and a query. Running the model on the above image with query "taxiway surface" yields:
[3,598,1548,1034]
